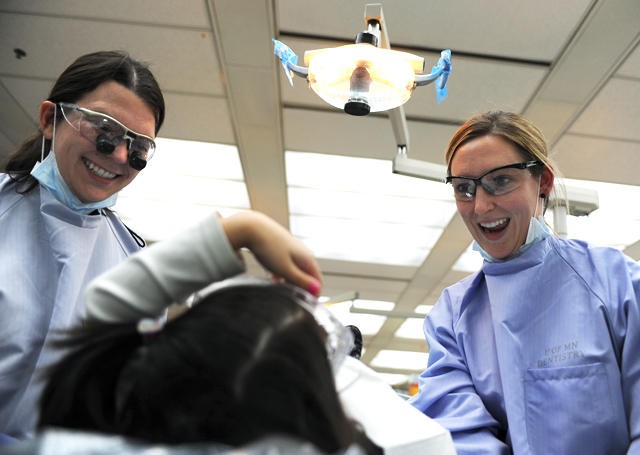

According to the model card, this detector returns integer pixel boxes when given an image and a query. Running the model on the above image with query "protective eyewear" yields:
[446,160,542,201]
[58,102,156,171]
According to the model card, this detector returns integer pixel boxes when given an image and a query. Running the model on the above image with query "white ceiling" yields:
[1,0,639,381]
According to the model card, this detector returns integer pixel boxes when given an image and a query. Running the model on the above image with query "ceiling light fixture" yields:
[273,3,452,116]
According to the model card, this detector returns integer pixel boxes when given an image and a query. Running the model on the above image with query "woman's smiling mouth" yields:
[480,218,509,233]
[83,158,117,180]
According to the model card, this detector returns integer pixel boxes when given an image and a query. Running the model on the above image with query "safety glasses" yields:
[446,160,542,201]
[58,102,156,171]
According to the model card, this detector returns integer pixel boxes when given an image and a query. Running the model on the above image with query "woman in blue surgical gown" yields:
[0,50,165,439]
[410,111,640,455]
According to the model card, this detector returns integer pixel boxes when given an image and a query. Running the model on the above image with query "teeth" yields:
[480,218,507,229]
[84,159,116,179]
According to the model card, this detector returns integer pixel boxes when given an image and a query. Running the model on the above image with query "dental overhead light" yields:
[273,3,452,116]
[274,3,458,208]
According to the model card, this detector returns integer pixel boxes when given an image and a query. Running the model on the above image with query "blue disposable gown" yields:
[410,235,640,455]
[0,175,142,438]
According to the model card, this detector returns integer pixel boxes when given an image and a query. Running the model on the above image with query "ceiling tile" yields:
[161,93,234,143]
[617,42,640,78]
[277,0,593,61]
[0,12,223,95]
[570,78,640,141]
[0,0,211,28]
[552,134,640,185]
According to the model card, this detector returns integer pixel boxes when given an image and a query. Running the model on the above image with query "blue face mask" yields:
[30,113,118,215]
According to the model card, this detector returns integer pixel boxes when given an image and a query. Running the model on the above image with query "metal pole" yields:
[552,204,568,238]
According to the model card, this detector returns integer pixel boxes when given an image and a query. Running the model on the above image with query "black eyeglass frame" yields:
[445,160,543,199]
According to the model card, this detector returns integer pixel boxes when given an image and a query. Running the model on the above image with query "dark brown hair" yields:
[39,283,381,454]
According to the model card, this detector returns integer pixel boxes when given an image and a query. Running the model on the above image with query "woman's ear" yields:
[39,101,56,140]
[540,166,554,197]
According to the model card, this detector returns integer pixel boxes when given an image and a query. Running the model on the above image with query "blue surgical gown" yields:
[0,175,142,438]
[410,235,640,455]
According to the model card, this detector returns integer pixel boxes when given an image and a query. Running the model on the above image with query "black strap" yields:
[101,208,147,248]
[124,224,146,248]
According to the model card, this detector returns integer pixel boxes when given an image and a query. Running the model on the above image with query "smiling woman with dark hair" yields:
[0,50,166,440]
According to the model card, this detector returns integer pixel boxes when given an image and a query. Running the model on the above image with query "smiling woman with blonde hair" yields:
[411,110,640,455]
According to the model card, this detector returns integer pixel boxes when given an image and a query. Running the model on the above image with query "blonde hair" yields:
[445,111,565,208]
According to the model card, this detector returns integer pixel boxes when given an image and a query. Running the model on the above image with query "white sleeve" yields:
[336,357,456,455]
[85,213,246,323]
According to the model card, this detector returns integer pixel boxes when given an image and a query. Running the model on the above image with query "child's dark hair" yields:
[39,283,381,454]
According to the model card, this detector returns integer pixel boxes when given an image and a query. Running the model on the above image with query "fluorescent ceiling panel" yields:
[561,178,640,250]
[327,301,387,336]
[370,350,429,371]
[453,244,483,273]
[286,151,456,265]
[414,304,434,314]
[286,151,453,200]
[395,317,429,340]
[353,300,395,312]
[115,138,249,242]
